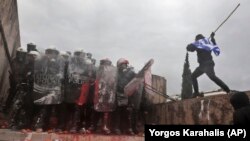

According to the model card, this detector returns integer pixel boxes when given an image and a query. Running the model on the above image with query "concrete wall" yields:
[151,74,167,104]
[145,74,167,104]
[147,91,250,125]
[0,0,20,103]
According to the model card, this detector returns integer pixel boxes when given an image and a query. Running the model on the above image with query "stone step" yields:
[0,129,144,141]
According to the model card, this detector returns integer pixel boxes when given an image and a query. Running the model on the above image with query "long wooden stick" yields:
[144,83,177,101]
[214,3,241,33]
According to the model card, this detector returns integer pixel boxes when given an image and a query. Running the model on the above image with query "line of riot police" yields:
[4,43,152,135]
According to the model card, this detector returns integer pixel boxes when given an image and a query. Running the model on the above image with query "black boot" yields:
[127,107,135,135]
[16,109,28,130]
[102,112,111,135]
[113,108,121,135]
[55,104,66,133]
[34,107,47,132]
[132,109,139,134]
[70,105,81,133]
[8,99,22,130]
[9,111,19,130]
[88,111,99,132]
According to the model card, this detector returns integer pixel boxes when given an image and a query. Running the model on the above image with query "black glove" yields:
[210,32,215,38]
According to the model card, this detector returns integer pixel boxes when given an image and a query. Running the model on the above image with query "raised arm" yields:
[210,32,217,45]
[186,44,196,52]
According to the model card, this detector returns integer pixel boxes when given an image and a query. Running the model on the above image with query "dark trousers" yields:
[112,106,128,131]
[191,62,230,95]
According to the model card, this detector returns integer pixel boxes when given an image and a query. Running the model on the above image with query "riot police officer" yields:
[113,58,136,135]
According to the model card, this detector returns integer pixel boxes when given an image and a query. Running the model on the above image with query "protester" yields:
[186,32,230,97]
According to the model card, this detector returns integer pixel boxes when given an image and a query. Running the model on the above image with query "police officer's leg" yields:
[65,103,74,131]
[4,86,17,114]
[9,100,22,130]
[55,103,66,132]
[44,105,53,131]
[131,108,138,134]
[113,106,122,134]
[191,66,204,96]
[85,103,95,132]
[25,95,34,130]
[70,104,81,133]
[85,84,95,130]
[127,106,135,135]
[79,105,86,133]
[88,109,96,132]
[34,105,47,132]
[102,112,111,134]
[19,91,34,130]
[205,65,230,93]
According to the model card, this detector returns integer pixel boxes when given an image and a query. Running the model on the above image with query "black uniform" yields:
[4,54,26,113]
[186,34,230,97]
[113,67,136,134]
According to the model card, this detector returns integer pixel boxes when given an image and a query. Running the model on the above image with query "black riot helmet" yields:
[45,47,59,55]
[91,58,96,65]
[16,47,27,62]
[74,49,85,58]
[86,52,92,59]
[27,43,37,52]
[100,58,112,66]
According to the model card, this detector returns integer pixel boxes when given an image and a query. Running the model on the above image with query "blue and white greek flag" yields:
[192,38,220,56]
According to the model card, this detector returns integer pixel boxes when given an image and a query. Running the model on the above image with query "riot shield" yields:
[76,82,90,106]
[124,59,154,96]
[143,66,154,104]
[94,65,117,112]
[33,56,64,105]
[125,59,154,109]
[64,57,90,103]
[76,59,97,105]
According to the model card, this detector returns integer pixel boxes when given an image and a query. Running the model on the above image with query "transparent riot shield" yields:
[125,59,154,109]
[94,65,117,112]
[64,57,90,103]
[33,56,64,105]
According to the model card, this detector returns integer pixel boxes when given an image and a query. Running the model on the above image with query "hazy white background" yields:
[17,0,250,95]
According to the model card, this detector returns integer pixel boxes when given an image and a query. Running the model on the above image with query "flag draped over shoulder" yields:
[192,38,220,56]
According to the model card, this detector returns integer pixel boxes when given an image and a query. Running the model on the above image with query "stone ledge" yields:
[0,129,144,141]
